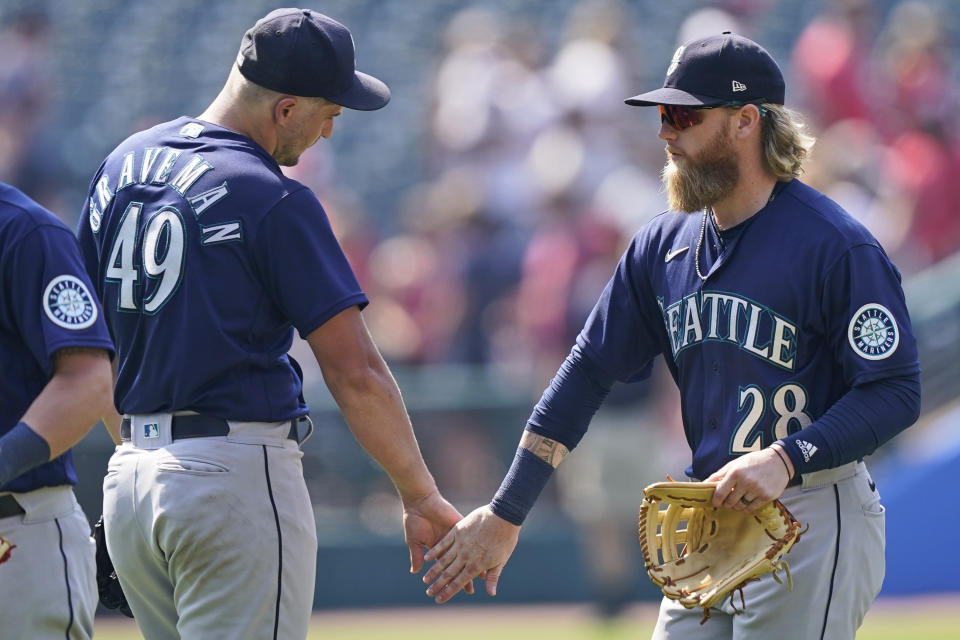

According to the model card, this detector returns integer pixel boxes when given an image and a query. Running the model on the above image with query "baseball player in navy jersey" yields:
[423,32,922,639]
[0,182,114,639]
[77,9,465,639]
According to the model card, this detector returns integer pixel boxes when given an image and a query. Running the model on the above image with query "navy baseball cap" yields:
[625,32,784,107]
[237,8,390,111]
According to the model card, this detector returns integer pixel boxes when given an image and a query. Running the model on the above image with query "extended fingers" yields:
[424,530,455,563]
[425,558,476,603]
[422,546,456,584]
[484,566,502,596]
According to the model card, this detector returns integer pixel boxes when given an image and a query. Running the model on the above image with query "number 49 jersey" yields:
[77,117,368,421]
[576,179,920,480]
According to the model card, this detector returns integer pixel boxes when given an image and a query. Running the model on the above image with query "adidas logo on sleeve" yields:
[796,440,818,462]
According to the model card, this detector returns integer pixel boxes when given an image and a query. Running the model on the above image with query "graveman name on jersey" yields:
[87,146,230,233]
[659,290,797,371]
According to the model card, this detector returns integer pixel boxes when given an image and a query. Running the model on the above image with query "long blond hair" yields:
[760,104,816,180]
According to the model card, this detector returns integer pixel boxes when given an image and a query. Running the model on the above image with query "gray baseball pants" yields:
[103,419,317,639]
[0,485,97,639]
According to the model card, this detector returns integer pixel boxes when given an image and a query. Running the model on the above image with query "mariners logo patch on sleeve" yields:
[847,303,899,360]
[43,275,98,329]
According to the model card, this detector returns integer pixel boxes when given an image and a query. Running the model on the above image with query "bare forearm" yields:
[328,363,436,502]
[21,348,113,458]
[308,307,438,503]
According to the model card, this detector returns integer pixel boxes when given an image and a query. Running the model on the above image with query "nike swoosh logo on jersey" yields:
[665,246,689,263]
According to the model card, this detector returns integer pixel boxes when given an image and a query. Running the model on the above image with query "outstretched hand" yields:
[403,491,473,594]
[422,504,520,604]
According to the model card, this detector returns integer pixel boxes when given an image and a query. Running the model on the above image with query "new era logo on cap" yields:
[624,32,785,108]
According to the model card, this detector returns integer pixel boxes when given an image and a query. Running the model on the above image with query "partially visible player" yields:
[0,181,114,639]
[77,8,464,640]
[423,32,921,640]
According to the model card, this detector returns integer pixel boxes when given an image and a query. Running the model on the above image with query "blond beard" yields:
[662,127,740,213]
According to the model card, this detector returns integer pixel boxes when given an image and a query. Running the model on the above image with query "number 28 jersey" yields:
[576,179,920,480]
[78,117,367,421]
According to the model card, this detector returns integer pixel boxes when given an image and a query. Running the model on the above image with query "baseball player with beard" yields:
[0,181,114,639]
[423,32,921,640]
[77,9,464,639]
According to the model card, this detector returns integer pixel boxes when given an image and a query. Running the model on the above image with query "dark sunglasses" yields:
[658,102,768,131]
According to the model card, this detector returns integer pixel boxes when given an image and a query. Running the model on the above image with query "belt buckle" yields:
[130,414,173,449]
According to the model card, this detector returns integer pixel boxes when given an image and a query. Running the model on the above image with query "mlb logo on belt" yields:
[144,423,160,439]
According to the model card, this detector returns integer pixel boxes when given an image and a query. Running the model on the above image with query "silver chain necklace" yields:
[695,186,778,282]
[695,208,709,282]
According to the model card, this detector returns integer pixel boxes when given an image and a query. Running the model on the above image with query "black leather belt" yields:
[0,495,24,518]
[120,415,298,442]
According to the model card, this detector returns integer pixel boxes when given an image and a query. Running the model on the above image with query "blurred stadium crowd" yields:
[3,0,959,368]
[3,0,959,611]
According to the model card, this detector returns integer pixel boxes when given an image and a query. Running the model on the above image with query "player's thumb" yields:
[408,543,424,574]
[484,565,503,596]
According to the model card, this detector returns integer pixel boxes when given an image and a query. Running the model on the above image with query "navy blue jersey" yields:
[77,117,367,421]
[0,183,114,491]
[577,179,920,480]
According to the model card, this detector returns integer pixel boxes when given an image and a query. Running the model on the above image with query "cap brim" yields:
[327,70,391,111]
[624,87,723,107]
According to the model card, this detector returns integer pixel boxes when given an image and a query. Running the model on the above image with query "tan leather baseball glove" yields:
[0,536,15,564]
[638,481,802,622]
